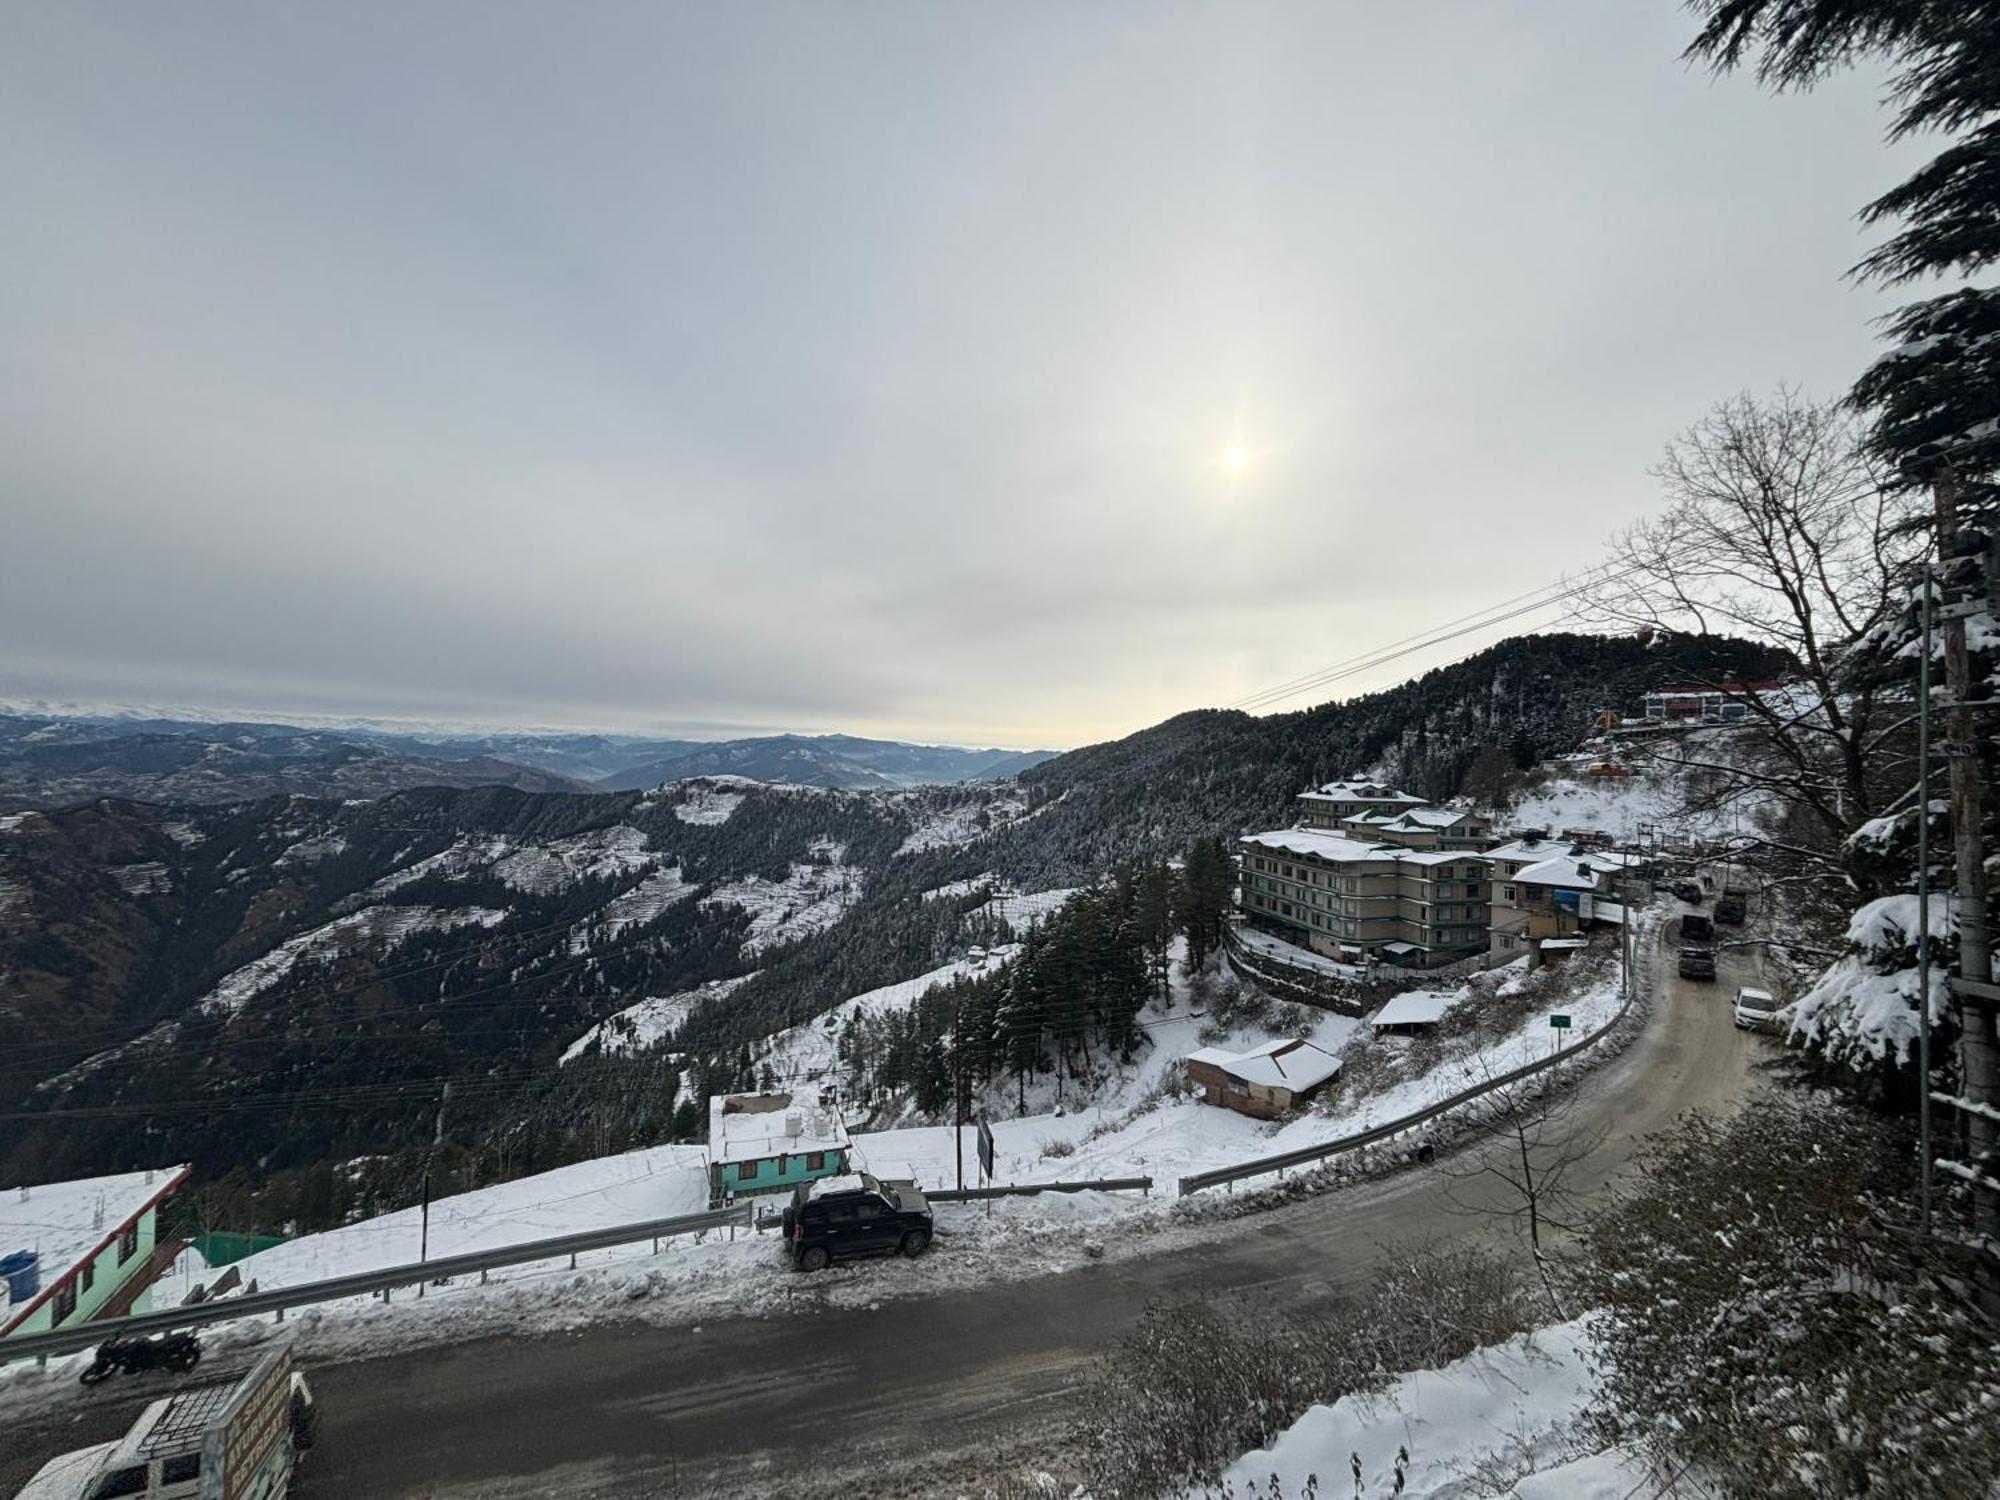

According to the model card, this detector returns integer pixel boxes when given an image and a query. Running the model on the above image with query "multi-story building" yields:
[1339,805,1494,850]
[1294,779,1428,831]
[1238,827,1491,968]
[1483,842,1650,963]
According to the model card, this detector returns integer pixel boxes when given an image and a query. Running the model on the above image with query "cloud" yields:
[0,3,1921,748]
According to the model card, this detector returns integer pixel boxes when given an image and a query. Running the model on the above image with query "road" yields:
[3,929,1767,1498]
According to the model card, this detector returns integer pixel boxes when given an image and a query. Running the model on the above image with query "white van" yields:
[1734,987,1783,1033]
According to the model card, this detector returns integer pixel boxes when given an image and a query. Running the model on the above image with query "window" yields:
[89,1466,149,1499]
[118,1223,139,1265]
[735,1161,759,1184]
[1502,885,1515,902]
[853,1200,881,1221]
[51,1279,77,1326]
[79,1258,95,1293]
[806,1151,825,1171]
[162,1454,202,1484]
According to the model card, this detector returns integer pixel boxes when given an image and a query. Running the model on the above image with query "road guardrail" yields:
[0,1203,751,1365]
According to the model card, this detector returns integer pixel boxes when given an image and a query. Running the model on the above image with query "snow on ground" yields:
[369,825,664,898]
[700,848,864,955]
[1232,924,1365,979]
[1503,768,1723,843]
[1206,1320,1642,1499]
[275,834,348,867]
[972,886,1079,931]
[107,861,172,895]
[753,949,1017,1086]
[195,905,507,1019]
[561,975,754,1062]
[0,813,33,833]
[566,865,697,952]
[921,875,998,903]
[670,784,745,825]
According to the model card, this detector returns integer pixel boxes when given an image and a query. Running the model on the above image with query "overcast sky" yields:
[0,3,1920,749]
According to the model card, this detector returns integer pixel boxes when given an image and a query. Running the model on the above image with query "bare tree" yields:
[1577,389,1925,854]
[1434,1065,1608,1319]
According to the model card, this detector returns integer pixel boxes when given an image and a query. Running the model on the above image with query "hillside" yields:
[592,733,1056,791]
[0,630,1785,1211]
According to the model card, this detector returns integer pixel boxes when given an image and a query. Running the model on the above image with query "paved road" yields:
[4,930,1768,1498]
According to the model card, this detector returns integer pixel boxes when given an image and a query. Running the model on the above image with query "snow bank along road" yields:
[4,943,1766,1500]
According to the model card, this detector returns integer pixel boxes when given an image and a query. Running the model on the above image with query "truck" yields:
[14,1346,315,1500]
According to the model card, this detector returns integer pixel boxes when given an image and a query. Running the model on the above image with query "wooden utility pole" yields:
[1934,471,1998,1260]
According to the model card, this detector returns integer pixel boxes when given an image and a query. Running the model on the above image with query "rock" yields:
[1082,1240,1105,1260]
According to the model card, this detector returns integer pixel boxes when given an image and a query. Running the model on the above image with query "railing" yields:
[0,1204,751,1365]
[929,1176,1151,1202]
[1179,924,1651,1196]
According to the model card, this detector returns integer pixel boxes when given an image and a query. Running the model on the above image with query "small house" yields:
[1184,1038,1342,1119]
[1,1165,191,1340]
[707,1088,852,1204]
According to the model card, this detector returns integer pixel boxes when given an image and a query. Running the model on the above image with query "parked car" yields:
[1715,894,1747,925]
[1678,947,1717,981]
[1670,881,1704,904]
[1734,986,1784,1032]
[782,1171,933,1272]
[1680,913,1715,944]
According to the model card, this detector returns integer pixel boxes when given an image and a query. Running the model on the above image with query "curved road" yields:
[5,930,1769,1499]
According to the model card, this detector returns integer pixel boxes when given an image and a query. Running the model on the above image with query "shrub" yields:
[1071,1242,1529,1498]
[1577,1090,2000,1498]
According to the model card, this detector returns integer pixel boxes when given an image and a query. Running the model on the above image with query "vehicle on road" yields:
[1680,913,1714,945]
[1715,894,1747,925]
[782,1171,932,1272]
[1670,881,1704,904]
[1678,947,1717,981]
[78,1331,201,1386]
[14,1346,314,1500]
[1734,986,1784,1032]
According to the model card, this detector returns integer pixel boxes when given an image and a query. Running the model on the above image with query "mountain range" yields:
[0,713,1058,811]
[0,630,1790,1213]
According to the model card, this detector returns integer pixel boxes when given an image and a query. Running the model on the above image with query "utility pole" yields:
[1934,470,1998,1268]
[418,1082,450,1296]
[953,1030,965,1195]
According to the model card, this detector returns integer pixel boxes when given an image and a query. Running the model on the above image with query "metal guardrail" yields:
[1179,926,1650,1196]
[0,1204,751,1365]
[930,1176,1151,1202]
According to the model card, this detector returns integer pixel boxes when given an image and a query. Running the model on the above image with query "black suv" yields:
[783,1172,933,1272]
[1678,947,1717,982]
[1671,881,1705,904]
[1681,912,1715,944]
[1715,894,1747,925]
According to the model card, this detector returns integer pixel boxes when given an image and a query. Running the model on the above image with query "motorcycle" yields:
[78,1330,202,1385]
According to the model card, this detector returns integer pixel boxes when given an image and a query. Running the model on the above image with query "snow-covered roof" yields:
[0,1165,190,1329]
[1380,807,1484,830]
[1539,937,1588,950]
[1513,854,1606,891]
[1243,829,1405,863]
[707,1089,849,1165]
[1371,990,1458,1027]
[1480,837,1559,864]
[803,1172,868,1201]
[1379,941,1421,955]
[1301,780,1427,806]
[1185,1038,1342,1092]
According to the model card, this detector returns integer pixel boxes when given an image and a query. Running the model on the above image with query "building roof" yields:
[1300,780,1427,806]
[1381,807,1483,830]
[707,1088,849,1165]
[1539,937,1588,950]
[1185,1037,1343,1092]
[0,1165,189,1332]
[1242,828,1405,864]
[1513,854,1609,891]
[1371,989,1459,1027]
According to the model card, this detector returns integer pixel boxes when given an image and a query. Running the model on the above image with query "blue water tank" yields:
[0,1250,40,1305]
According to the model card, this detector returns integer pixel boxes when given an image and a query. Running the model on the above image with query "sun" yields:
[1224,446,1250,473]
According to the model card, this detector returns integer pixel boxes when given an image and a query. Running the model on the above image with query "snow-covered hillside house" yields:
[1485,847,1647,963]
[0,1164,190,1340]
[706,1088,852,1205]
[1295,779,1428,831]
[1184,1038,1342,1118]
[1641,681,1781,723]
[1340,805,1494,850]
[1238,828,1491,968]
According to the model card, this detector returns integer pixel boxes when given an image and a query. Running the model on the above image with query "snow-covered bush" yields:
[1070,1243,1529,1499]
[1577,1091,2000,1498]
[1788,893,1956,1076]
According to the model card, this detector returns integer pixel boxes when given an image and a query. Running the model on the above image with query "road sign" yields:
[977,1118,996,1179]
[1550,1014,1572,1030]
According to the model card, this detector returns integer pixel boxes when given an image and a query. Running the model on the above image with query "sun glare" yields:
[1224,446,1250,473]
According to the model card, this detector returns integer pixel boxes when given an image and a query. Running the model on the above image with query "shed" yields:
[707,1087,852,1204]
[1369,989,1460,1035]
[1184,1038,1342,1119]
[0,1165,190,1340]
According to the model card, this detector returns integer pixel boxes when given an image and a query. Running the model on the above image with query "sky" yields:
[0,3,1926,750]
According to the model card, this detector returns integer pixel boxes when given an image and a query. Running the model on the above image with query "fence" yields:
[0,1204,750,1366]
[1179,923,1652,1196]
[753,1176,1153,1229]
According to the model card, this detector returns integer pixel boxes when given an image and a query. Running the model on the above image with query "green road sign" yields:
[1550,1014,1572,1029]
